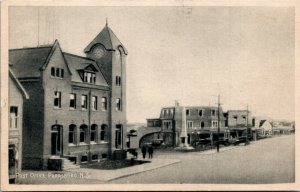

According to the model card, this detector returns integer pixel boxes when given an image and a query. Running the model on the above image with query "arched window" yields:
[69,124,76,144]
[80,124,88,143]
[91,124,97,143]
[100,124,107,142]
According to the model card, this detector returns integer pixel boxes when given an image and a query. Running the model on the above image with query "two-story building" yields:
[9,69,29,182]
[141,103,229,147]
[9,23,128,170]
[224,110,252,140]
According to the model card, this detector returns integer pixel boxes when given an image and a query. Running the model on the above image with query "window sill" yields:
[50,76,64,80]
[69,108,76,111]
[79,143,88,146]
[90,142,97,144]
[99,141,108,144]
[68,143,76,147]
[53,107,62,110]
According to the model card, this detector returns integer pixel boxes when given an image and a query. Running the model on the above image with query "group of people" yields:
[141,145,154,159]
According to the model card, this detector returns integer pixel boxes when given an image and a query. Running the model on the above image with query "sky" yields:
[9,6,295,123]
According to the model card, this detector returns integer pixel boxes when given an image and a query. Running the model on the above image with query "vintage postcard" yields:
[1,0,299,191]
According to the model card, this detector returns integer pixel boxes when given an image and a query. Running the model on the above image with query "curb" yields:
[104,159,181,182]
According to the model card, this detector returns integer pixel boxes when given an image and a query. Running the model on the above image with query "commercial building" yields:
[9,23,128,169]
[141,103,229,147]
[224,110,252,141]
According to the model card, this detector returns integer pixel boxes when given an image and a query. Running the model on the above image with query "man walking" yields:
[148,145,153,159]
[141,145,147,159]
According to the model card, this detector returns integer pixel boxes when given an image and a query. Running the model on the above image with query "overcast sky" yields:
[9,6,295,123]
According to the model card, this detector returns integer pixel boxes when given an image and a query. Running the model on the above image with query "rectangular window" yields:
[69,93,76,109]
[61,69,64,78]
[51,67,55,77]
[211,110,216,116]
[83,72,96,84]
[84,73,88,82]
[163,121,172,129]
[100,125,106,141]
[80,127,87,143]
[56,68,60,77]
[51,67,64,78]
[186,109,190,116]
[10,107,18,129]
[115,126,122,148]
[116,98,121,111]
[198,109,203,117]
[54,91,61,108]
[92,96,98,110]
[91,126,96,142]
[116,76,121,86]
[201,121,205,128]
[81,95,88,109]
[69,126,75,144]
[212,121,218,128]
[92,73,96,83]
[102,97,107,111]
[187,121,193,129]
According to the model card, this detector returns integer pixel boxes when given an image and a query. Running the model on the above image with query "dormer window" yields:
[78,64,99,84]
[84,72,96,84]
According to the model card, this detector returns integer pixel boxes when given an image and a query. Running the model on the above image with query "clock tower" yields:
[84,22,128,158]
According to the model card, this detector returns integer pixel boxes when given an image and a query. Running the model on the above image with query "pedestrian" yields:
[148,145,153,159]
[141,145,147,159]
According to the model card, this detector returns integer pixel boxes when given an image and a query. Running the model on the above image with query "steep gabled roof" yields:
[63,52,109,87]
[84,25,128,54]
[259,120,267,127]
[9,68,29,99]
[9,40,72,78]
[9,46,52,78]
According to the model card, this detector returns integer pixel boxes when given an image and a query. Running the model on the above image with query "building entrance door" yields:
[51,125,62,156]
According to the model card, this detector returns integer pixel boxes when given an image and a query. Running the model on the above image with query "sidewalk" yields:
[67,157,181,182]
[197,145,240,155]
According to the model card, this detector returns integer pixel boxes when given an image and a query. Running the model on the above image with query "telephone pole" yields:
[217,95,220,152]
[245,104,249,145]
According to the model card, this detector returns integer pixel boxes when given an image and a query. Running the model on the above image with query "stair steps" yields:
[62,158,80,170]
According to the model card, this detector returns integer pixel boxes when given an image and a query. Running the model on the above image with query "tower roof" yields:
[84,25,128,55]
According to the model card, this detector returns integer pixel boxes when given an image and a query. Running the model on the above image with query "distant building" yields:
[259,120,273,136]
[252,118,273,139]
[9,23,128,169]
[9,69,29,182]
[272,120,294,135]
[141,103,229,147]
[224,110,252,140]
